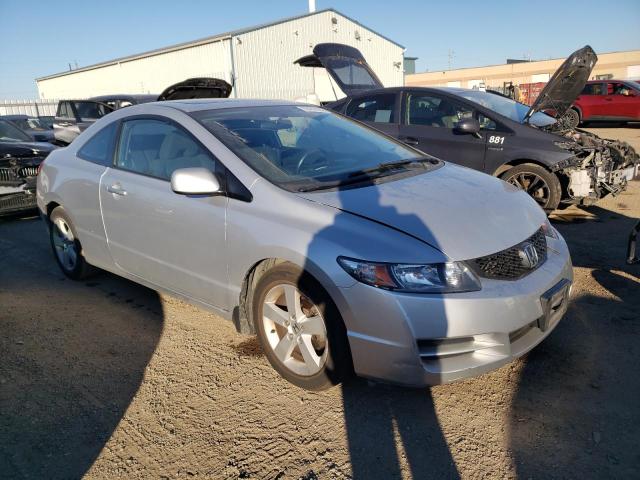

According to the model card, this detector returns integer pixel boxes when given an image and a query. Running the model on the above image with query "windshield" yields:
[459,90,557,127]
[192,105,434,191]
[0,119,32,142]
[14,117,47,131]
[73,101,112,121]
[323,58,380,90]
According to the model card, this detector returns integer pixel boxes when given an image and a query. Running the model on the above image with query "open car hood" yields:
[524,45,597,122]
[157,77,232,101]
[294,43,383,96]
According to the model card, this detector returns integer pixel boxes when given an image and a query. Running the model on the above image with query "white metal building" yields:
[36,9,404,103]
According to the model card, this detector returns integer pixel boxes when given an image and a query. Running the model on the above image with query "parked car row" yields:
[52,77,233,145]
[10,44,640,390]
[0,78,233,216]
[295,43,639,212]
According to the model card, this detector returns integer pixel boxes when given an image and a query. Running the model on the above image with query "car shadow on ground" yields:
[508,205,640,478]
[341,380,459,479]
[300,178,460,479]
[0,216,165,479]
[583,121,640,129]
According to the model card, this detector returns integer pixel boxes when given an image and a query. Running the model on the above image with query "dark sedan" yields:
[0,119,55,216]
[0,114,55,143]
[297,44,639,212]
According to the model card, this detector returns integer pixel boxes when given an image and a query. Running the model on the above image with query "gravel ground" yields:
[1,127,639,480]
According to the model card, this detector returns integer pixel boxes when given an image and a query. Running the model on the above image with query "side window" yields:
[77,122,118,166]
[406,93,473,128]
[345,94,396,123]
[57,102,71,118]
[611,82,632,96]
[477,113,497,131]
[115,118,216,180]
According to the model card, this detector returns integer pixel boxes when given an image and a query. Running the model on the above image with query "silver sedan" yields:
[37,99,572,390]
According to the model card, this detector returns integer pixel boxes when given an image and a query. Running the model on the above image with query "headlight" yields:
[337,257,481,293]
[542,219,558,239]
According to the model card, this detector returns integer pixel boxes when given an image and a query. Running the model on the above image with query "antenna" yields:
[447,49,455,70]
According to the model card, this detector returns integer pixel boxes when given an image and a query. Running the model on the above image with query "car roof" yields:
[90,94,158,103]
[344,86,478,96]
[156,98,304,113]
[0,114,30,120]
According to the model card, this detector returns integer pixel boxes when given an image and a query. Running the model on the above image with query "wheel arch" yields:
[232,256,338,335]
[493,158,553,177]
[571,104,583,120]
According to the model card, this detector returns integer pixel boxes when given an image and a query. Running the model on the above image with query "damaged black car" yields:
[0,119,55,216]
[296,44,640,212]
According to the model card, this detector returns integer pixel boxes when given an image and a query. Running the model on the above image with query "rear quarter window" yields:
[77,122,118,166]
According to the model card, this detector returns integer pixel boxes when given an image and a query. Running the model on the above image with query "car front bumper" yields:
[334,234,573,387]
[0,191,38,216]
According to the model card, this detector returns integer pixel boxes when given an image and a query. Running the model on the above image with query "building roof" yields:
[36,9,404,82]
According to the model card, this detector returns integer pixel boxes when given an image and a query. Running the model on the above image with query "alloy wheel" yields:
[52,217,78,271]
[262,283,328,376]
[506,172,551,208]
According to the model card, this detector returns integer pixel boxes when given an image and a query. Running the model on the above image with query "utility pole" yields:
[447,49,455,70]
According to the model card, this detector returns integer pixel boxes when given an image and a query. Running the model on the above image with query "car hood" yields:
[525,45,597,122]
[0,141,56,158]
[294,43,383,96]
[297,163,547,261]
[28,129,55,142]
[157,77,233,101]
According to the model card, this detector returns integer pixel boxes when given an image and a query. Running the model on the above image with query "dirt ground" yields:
[1,127,639,480]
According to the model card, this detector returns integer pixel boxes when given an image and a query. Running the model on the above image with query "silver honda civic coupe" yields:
[37,99,573,390]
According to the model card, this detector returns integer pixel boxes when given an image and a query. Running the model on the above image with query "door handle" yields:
[401,136,420,146]
[107,184,127,196]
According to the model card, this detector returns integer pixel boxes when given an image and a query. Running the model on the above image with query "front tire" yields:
[500,163,562,213]
[252,262,352,390]
[49,206,97,280]
[563,108,580,129]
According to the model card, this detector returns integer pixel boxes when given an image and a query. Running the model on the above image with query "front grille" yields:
[0,168,17,182]
[0,193,36,214]
[18,166,38,177]
[470,227,547,280]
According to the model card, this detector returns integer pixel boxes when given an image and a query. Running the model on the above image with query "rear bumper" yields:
[335,233,573,387]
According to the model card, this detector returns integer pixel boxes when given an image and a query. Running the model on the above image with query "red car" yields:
[565,79,640,127]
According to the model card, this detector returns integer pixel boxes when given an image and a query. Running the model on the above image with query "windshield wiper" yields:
[296,157,437,193]
[347,157,434,178]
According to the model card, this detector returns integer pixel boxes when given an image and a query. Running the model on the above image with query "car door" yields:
[343,92,401,138]
[575,82,606,120]
[397,91,487,171]
[53,101,80,144]
[99,116,228,308]
[598,82,625,118]
[608,82,640,119]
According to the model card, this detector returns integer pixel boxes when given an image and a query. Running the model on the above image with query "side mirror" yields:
[171,167,222,195]
[455,118,482,138]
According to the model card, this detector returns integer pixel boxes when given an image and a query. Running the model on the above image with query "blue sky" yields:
[1,0,639,99]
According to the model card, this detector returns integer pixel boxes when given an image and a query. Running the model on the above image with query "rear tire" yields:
[500,163,562,213]
[252,262,353,390]
[49,206,97,280]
